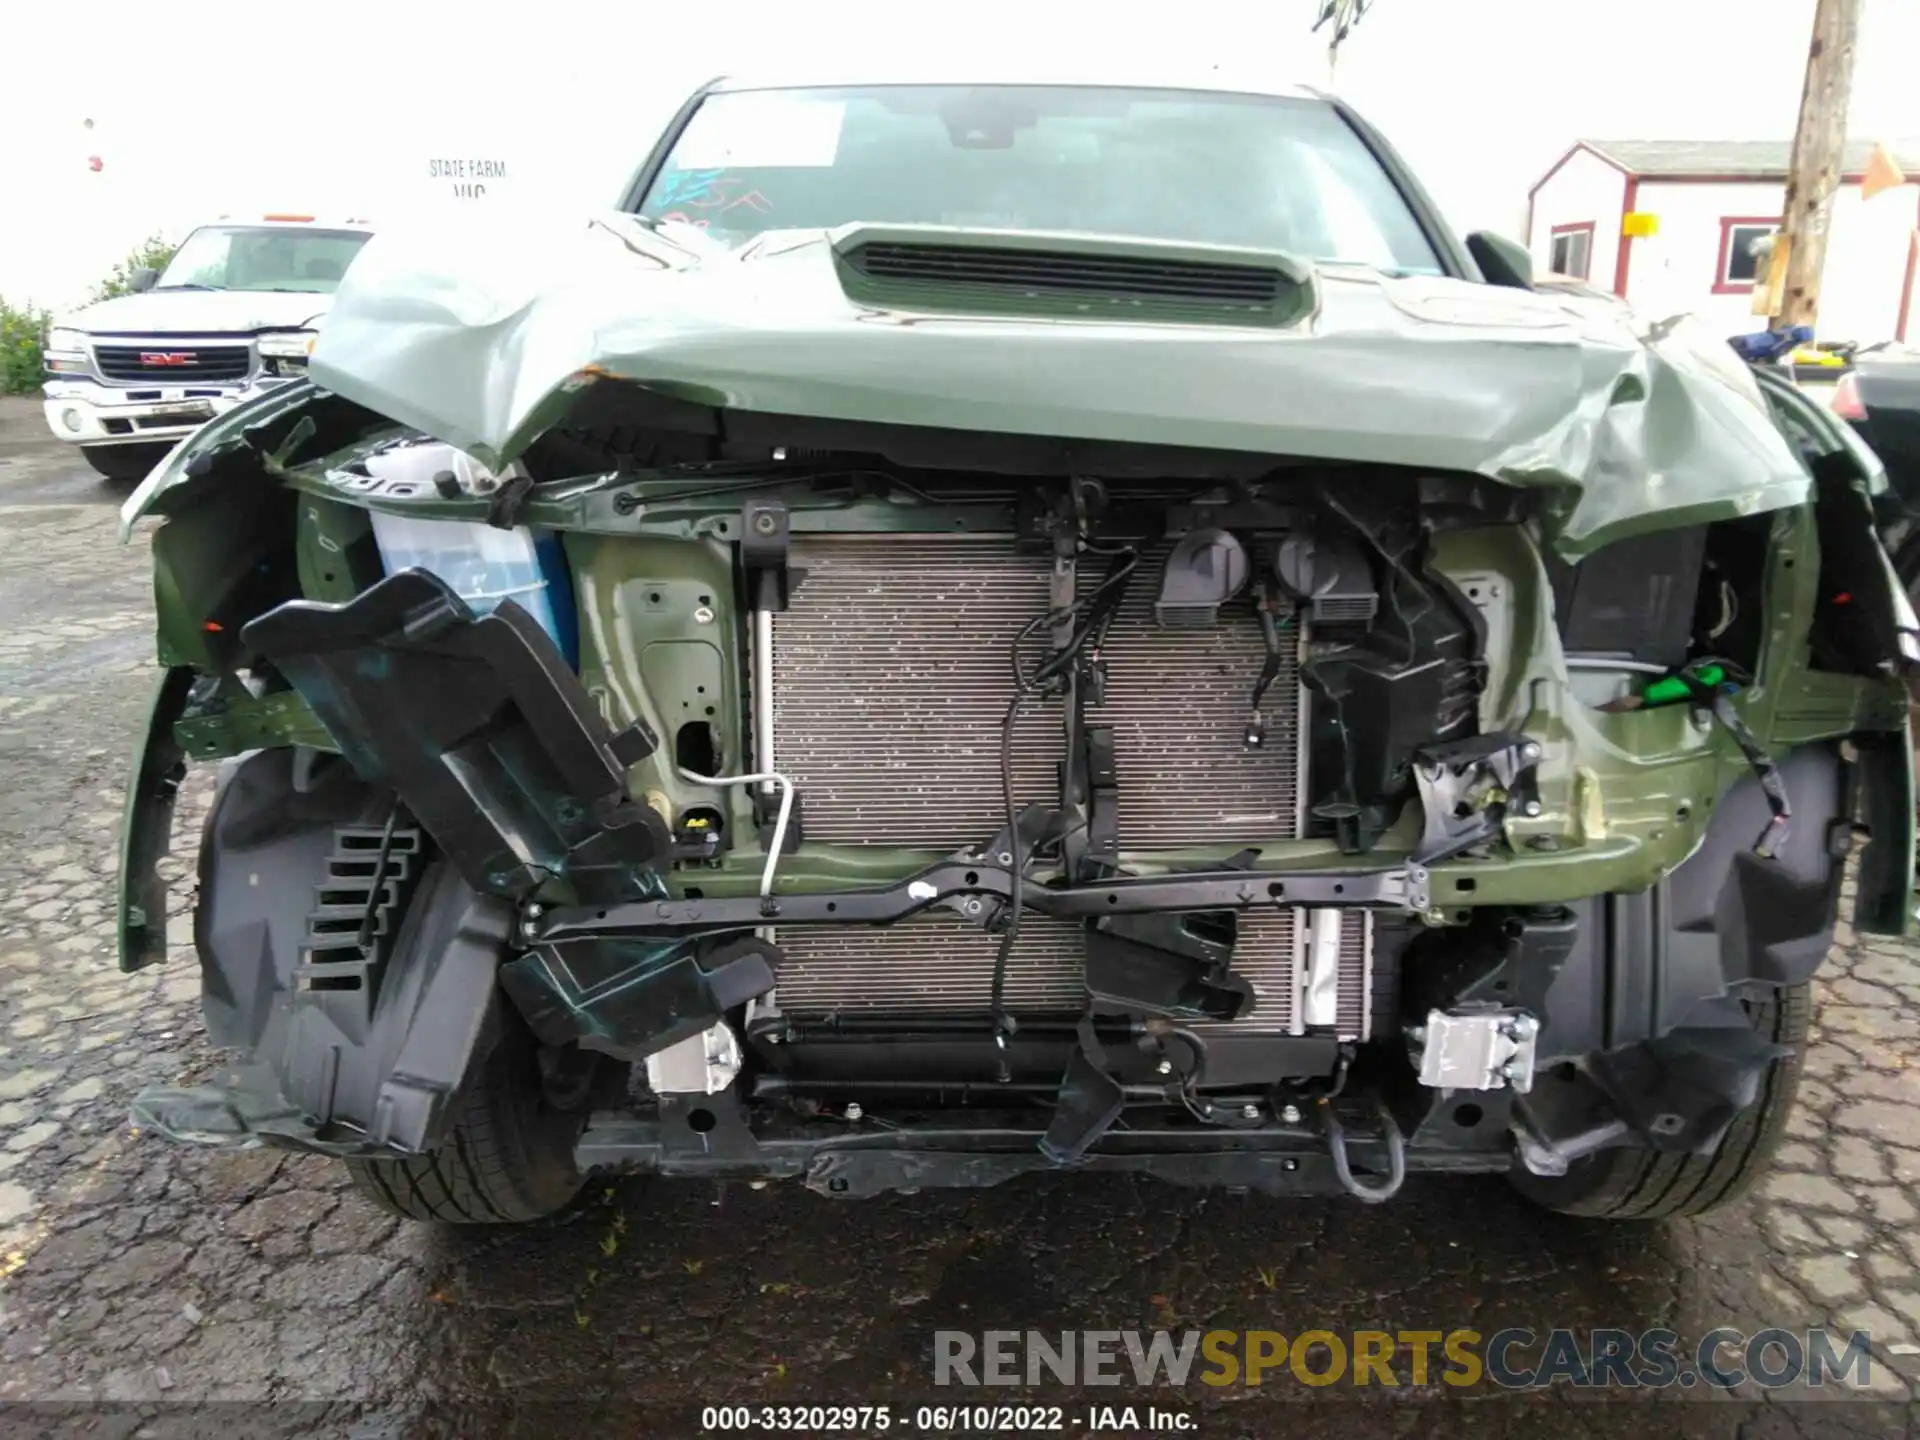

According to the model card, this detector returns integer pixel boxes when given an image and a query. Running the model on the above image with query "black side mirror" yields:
[128,267,160,293]
[1465,231,1533,290]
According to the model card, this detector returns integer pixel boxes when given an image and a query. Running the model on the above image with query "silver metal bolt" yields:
[844,1102,864,1122]
[1522,800,1543,818]
[1280,1104,1302,1125]
[750,1179,768,1190]
[693,606,715,625]
[1521,742,1541,761]
[996,852,1012,866]
[963,898,983,917]
[525,904,543,918]
[1155,1059,1174,1077]
[1241,1103,1261,1120]
[1283,1158,1299,1172]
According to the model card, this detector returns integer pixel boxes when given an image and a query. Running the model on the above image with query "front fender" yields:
[117,666,195,972]
[119,380,322,541]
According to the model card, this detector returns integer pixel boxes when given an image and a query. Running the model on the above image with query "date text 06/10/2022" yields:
[698,1405,1193,1432]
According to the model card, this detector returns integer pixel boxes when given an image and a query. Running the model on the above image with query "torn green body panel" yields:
[174,688,336,760]
[565,530,751,835]
[121,381,321,541]
[282,213,1814,561]
[295,495,381,603]
[119,667,193,972]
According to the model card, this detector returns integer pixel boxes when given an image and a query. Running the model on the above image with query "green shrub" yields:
[0,298,49,397]
[0,236,179,395]
[92,234,178,304]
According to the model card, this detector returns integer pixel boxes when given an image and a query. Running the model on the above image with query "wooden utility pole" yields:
[1772,0,1863,330]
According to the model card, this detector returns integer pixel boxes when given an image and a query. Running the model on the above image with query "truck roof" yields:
[704,67,1325,103]
[206,214,376,231]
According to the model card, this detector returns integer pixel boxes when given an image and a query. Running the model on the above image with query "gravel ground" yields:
[1,396,1918,1438]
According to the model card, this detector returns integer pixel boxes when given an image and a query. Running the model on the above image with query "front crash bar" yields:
[533,860,1413,944]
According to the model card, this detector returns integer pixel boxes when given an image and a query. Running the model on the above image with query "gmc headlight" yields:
[43,327,89,374]
[257,331,318,360]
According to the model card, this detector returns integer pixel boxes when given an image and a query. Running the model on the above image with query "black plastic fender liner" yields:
[1534,743,1849,1067]
[1520,748,1850,1075]
[240,568,670,906]
[1851,727,1916,936]
[1481,743,1848,1165]
[192,748,517,1154]
[195,747,387,1049]
[118,665,195,973]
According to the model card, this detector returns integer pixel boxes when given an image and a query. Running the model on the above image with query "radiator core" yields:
[770,535,1303,850]
[775,909,1372,1038]
[766,534,1363,1038]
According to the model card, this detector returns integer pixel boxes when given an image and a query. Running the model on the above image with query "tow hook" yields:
[1319,1098,1406,1204]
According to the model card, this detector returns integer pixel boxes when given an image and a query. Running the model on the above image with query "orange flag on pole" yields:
[1862,142,1907,201]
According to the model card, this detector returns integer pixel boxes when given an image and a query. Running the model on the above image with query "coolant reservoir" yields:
[362,443,578,664]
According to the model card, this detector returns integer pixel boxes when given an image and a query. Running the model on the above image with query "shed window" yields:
[1549,223,1594,280]
[1716,218,1780,292]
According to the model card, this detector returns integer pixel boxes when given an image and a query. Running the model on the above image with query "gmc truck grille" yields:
[94,345,251,384]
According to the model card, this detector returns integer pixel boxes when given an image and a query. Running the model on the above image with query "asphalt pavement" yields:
[0,396,1917,1438]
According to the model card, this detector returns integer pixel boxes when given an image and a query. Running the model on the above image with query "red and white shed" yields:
[1526,138,1920,343]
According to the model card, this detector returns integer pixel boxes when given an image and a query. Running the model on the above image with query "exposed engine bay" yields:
[118,374,1911,1206]
[715,472,1466,1156]
[102,73,1920,1223]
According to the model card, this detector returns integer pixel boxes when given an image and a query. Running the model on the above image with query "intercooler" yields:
[765,534,1373,1039]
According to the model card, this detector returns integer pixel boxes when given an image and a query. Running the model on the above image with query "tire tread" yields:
[344,1018,586,1225]
[1518,985,1809,1221]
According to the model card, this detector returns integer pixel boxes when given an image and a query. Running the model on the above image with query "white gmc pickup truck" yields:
[41,215,373,480]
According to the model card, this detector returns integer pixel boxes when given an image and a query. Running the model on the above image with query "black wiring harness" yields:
[987,543,1140,1058]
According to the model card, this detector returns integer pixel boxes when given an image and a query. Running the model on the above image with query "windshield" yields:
[156,226,372,293]
[635,85,1442,274]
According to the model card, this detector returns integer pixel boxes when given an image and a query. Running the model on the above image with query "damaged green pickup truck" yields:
[117,74,1918,1225]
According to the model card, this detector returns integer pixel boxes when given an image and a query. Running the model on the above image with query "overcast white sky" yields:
[2,0,1915,309]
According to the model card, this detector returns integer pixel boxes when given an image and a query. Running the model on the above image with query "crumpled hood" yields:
[67,289,334,335]
[302,211,1812,559]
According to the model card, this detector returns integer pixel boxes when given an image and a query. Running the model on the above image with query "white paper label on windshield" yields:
[672,96,846,169]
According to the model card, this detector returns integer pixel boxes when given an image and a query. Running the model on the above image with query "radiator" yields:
[775,909,1373,1039]
[770,535,1304,849]
[767,534,1365,1038]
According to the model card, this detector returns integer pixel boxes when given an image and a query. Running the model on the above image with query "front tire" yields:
[82,443,171,483]
[1511,985,1810,1220]
[345,1011,594,1225]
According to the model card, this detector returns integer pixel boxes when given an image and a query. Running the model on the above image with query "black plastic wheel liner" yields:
[1463,743,1856,1166]
[241,568,670,906]
[151,747,519,1156]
